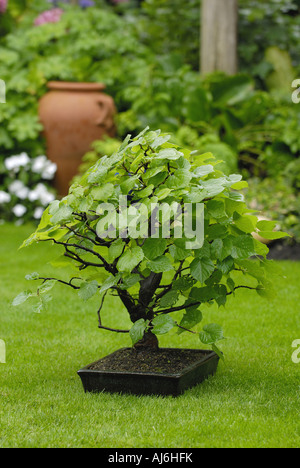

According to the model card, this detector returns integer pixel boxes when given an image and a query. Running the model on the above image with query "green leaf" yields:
[193,165,214,178]
[117,246,144,273]
[256,231,290,240]
[207,224,228,241]
[146,256,174,273]
[199,323,225,345]
[256,284,275,299]
[218,257,234,274]
[206,199,226,219]
[227,277,235,292]
[50,203,73,225]
[211,74,253,106]
[231,235,256,259]
[231,180,248,190]
[87,165,108,184]
[172,276,195,291]
[198,177,227,198]
[154,148,183,160]
[32,302,44,314]
[189,286,212,303]
[169,244,190,261]
[38,280,57,294]
[213,284,228,307]
[134,185,154,199]
[234,214,257,234]
[90,183,114,201]
[256,220,277,231]
[159,290,179,308]
[211,238,233,261]
[177,308,203,334]
[25,272,40,281]
[129,319,148,345]
[190,257,215,284]
[78,280,99,301]
[211,343,224,361]
[151,314,176,335]
[99,274,121,294]
[12,290,32,306]
[120,175,140,194]
[165,169,192,189]
[142,238,167,260]
[108,239,125,261]
[155,188,172,200]
[119,274,141,290]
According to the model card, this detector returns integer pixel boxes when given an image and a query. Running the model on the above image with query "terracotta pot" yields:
[39,81,116,197]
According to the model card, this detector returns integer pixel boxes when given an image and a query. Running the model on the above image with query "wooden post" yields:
[201,0,238,75]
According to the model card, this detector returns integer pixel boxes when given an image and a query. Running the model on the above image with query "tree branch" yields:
[98,325,130,334]
[156,285,261,315]
[35,277,81,290]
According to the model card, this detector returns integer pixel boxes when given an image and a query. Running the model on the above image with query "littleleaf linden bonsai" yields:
[13,128,288,358]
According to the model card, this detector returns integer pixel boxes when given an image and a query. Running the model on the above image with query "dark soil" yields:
[267,241,300,261]
[88,348,208,375]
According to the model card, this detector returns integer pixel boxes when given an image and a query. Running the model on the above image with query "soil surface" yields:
[88,348,208,375]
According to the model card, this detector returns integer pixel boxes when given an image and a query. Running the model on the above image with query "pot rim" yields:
[47,81,106,92]
[77,347,219,379]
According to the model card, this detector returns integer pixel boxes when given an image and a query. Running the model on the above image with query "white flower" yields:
[18,152,30,166]
[28,183,55,206]
[0,191,11,204]
[4,153,30,172]
[31,155,57,180]
[28,189,39,202]
[42,162,57,180]
[33,207,44,220]
[12,204,27,217]
[8,180,30,200]
[31,155,48,174]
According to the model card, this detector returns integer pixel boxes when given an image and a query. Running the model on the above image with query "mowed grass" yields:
[0,223,299,448]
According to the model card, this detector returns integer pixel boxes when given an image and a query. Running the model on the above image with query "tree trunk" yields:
[134,331,159,351]
[201,0,238,75]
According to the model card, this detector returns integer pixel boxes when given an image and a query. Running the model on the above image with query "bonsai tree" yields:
[13,128,288,357]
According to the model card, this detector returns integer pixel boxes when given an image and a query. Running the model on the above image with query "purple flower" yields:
[34,8,64,26]
[47,0,95,8]
[79,0,95,8]
[0,0,7,14]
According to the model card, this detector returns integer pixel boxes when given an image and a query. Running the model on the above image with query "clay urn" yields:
[39,81,116,197]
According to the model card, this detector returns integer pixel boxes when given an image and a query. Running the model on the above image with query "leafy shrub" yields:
[239,0,300,81]
[14,128,288,354]
[246,176,300,242]
[0,4,149,156]
[138,0,201,70]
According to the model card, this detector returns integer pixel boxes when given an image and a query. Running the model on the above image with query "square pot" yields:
[77,348,220,397]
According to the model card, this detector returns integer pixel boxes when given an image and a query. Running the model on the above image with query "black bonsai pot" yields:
[77,348,220,397]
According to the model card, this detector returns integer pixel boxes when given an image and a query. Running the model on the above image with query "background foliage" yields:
[0,0,299,239]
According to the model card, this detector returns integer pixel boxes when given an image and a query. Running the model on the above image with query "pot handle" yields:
[95,96,116,129]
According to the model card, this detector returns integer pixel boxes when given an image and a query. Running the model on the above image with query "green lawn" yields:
[0,224,299,448]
